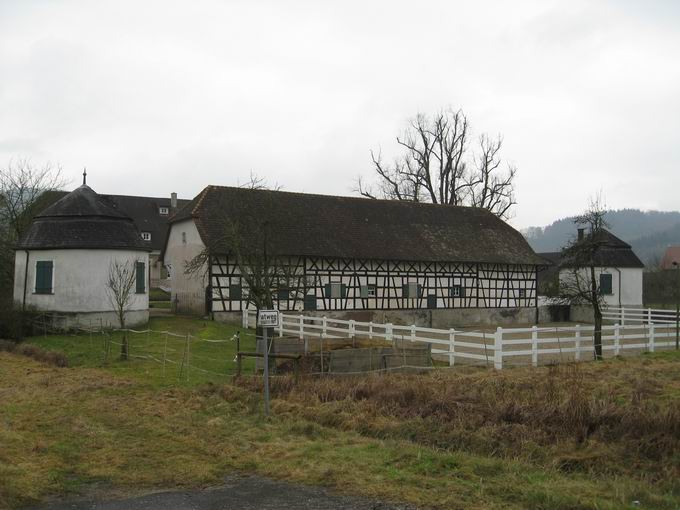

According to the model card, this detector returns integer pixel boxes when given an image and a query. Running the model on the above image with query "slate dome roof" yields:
[16,184,151,251]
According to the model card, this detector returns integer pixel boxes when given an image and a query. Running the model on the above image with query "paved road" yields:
[30,475,416,510]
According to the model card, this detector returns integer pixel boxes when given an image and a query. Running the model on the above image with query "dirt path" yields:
[29,474,417,510]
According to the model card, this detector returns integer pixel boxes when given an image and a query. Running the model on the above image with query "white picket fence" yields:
[242,309,679,370]
[603,306,679,325]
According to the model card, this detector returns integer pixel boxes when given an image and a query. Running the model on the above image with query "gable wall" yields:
[164,219,207,313]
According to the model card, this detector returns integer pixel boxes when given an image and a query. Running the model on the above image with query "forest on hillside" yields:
[522,209,680,267]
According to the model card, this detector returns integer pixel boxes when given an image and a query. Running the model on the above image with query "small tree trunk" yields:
[593,310,603,360]
[120,333,129,360]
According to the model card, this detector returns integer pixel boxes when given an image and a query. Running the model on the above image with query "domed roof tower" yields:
[17,184,151,251]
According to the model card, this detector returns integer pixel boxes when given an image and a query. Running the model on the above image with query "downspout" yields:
[22,250,29,312]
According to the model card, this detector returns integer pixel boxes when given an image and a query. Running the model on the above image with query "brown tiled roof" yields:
[169,185,546,265]
[660,246,680,270]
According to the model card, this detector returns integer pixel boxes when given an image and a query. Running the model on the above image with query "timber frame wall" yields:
[209,255,539,313]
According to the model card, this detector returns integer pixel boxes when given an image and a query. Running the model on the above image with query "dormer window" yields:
[141,232,151,241]
[159,207,169,215]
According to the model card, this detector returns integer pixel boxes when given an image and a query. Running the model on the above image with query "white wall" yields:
[559,267,643,306]
[164,219,207,313]
[13,249,149,313]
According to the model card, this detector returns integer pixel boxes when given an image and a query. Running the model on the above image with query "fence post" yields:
[649,323,655,352]
[531,325,538,367]
[574,325,581,361]
[647,308,652,325]
[322,316,327,338]
[242,309,248,329]
[278,316,283,338]
[614,323,620,356]
[621,308,625,326]
[410,324,416,343]
[494,327,503,370]
[386,323,393,343]
[448,328,455,366]
[349,319,355,339]
[369,321,373,339]
[298,315,304,340]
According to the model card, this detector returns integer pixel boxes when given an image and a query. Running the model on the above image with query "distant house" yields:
[105,193,190,285]
[26,190,189,287]
[660,246,680,270]
[13,184,152,327]
[538,229,644,307]
[162,185,547,327]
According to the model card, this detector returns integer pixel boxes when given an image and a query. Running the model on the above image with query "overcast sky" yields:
[1,0,679,229]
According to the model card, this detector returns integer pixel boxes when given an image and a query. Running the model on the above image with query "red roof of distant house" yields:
[661,246,680,269]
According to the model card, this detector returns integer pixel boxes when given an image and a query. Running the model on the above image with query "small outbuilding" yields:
[13,182,151,328]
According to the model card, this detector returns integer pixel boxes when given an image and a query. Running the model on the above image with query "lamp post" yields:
[673,261,679,350]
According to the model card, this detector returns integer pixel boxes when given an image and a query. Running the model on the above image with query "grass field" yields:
[2,318,680,509]
[26,316,257,387]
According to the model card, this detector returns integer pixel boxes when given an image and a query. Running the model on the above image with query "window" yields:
[135,262,146,294]
[324,282,346,298]
[159,207,169,215]
[450,285,464,298]
[229,284,242,300]
[599,273,613,295]
[304,294,317,310]
[403,282,421,298]
[277,288,290,301]
[427,295,437,309]
[35,261,53,294]
[141,232,151,241]
[360,284,377,298]
[518,289,526,298]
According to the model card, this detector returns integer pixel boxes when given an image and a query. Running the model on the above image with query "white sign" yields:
[257,310,280,328]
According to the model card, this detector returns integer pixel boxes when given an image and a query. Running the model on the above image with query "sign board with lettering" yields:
[257,310,280,328]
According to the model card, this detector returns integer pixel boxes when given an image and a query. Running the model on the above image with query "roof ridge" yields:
[203,184,490,212]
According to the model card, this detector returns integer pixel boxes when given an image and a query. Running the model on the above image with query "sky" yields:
[1,0,679,229]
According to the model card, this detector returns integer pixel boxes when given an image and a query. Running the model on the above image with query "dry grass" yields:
[2,350,680,509]
[234,356,680,485]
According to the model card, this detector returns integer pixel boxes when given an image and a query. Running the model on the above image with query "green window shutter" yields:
[136,262,145,293]
[360,285,368,298]
[35,261,53,294]
[341,284,347,298]
[304,294,317,310]
[402,284,409,298]
[427,295,437,309]
[230,284,242,300]
[460,286,466,298]
[277,288,289,301]
[599,274,613,295]
[324,283,332,298]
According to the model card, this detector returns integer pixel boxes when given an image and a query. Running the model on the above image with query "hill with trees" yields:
[523,209,680,267]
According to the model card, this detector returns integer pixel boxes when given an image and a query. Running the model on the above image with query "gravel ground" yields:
[29,474,417,510]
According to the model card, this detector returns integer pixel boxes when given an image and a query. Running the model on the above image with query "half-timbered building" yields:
[162,185,547,326]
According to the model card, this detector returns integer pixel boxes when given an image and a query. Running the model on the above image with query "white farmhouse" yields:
[539,229,644,308]
[13,182,152,327]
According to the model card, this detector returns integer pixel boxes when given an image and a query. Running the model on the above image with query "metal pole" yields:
[263,327,270,416]
[675,262,679,350]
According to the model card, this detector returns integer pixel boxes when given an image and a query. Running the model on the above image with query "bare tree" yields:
[106,259,138,360]
[356,108,517,219]
[554,196,609,360]
[237,171,283,192]
[0,159,66,302]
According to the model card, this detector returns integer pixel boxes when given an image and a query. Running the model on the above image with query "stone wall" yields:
[214,306,552,328]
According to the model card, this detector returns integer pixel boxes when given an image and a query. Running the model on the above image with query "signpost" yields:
[257,309,280,416]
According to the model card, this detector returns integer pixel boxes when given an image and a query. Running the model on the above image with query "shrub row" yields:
[0,339,68,367]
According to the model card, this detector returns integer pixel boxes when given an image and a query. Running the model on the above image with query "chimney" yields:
[171,192,177,209]
[577,228,585,241]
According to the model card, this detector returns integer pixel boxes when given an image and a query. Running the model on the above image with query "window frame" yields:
[159,206,169,215]
[599,273,613,295]
[141,231,151,241]
[34,260,54,295]
[135,261,146,294]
